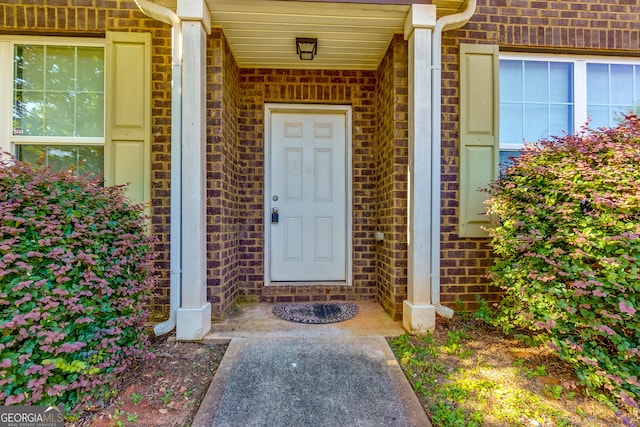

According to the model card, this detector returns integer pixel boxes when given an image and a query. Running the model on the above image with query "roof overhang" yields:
[154,0,468,69]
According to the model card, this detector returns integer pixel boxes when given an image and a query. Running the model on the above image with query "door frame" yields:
[264,103,353,287]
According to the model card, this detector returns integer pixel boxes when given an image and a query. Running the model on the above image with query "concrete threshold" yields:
[202,301,407,343]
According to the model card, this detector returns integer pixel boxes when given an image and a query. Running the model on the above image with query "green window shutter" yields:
[459,43,499,238]
[105,32,151,206]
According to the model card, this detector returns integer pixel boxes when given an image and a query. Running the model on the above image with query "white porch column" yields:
[403,5,437,334]
[176,0,212,340]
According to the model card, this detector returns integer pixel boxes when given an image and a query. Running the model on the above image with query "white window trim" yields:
[0,35,106,156]
[499,52,640,149]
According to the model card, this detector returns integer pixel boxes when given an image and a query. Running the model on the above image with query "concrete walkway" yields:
[191,302,432,427]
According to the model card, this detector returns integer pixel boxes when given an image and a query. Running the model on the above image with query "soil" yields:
[69,335,227,427]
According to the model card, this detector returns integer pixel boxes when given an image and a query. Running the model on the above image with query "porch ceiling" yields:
[155,0,467,70]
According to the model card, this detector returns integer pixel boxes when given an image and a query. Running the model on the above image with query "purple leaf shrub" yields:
[485,115,640,415]
[0,155,155,415]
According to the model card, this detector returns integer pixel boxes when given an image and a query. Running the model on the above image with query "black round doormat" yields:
[272,302,359,324]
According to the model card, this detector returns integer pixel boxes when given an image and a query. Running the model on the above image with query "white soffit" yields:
[156,0,467,70]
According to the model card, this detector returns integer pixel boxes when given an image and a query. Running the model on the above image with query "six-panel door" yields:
[270,111,347,281]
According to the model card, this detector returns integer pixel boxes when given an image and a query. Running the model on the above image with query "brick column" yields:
[176,0,212,340]
[403,5,437,333]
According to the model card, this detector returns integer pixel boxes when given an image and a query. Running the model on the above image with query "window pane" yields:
[76,93,105,137]
[611,105,632,123]
[550,62,573,103]
[500,102,523,145]
[524,104,550,142]
[587,63,608,104]
[45,92,75,136]
[14,45,44,91]
[46,45,75,92]
[13,44,104,138]
[500,60,523,102]
[550,104,574,136]
[588,106,609,129]
[636,66,640,110]
[499,150,520,170]
[611,64,634,105]
[13,90,44,135]
[77,47,104,92]
[16,145,104,176]
[524,61,548,102]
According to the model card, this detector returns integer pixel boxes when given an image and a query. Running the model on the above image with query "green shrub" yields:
[485,115,640,416]
[0,155,155,413]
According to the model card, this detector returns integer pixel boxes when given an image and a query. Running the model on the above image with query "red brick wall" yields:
[439,0,640,311]
[0,0,174,319]
[206,30,241,320]
[236,68,379,303]
[375,35,409,320]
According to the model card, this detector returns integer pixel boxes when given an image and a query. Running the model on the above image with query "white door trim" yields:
[264,103,353,286]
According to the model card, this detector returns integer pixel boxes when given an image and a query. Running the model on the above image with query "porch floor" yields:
[202,301,405,343]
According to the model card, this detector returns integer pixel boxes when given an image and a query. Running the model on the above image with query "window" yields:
[499,54,640,165]
[587,62,640,127]
[459,45,640,237]
[1,36,105,175]
[2,33,151,205]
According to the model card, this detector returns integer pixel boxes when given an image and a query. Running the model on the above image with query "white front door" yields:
[267,106,350,282]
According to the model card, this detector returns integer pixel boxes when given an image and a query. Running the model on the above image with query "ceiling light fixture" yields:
[296,38,317,60]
